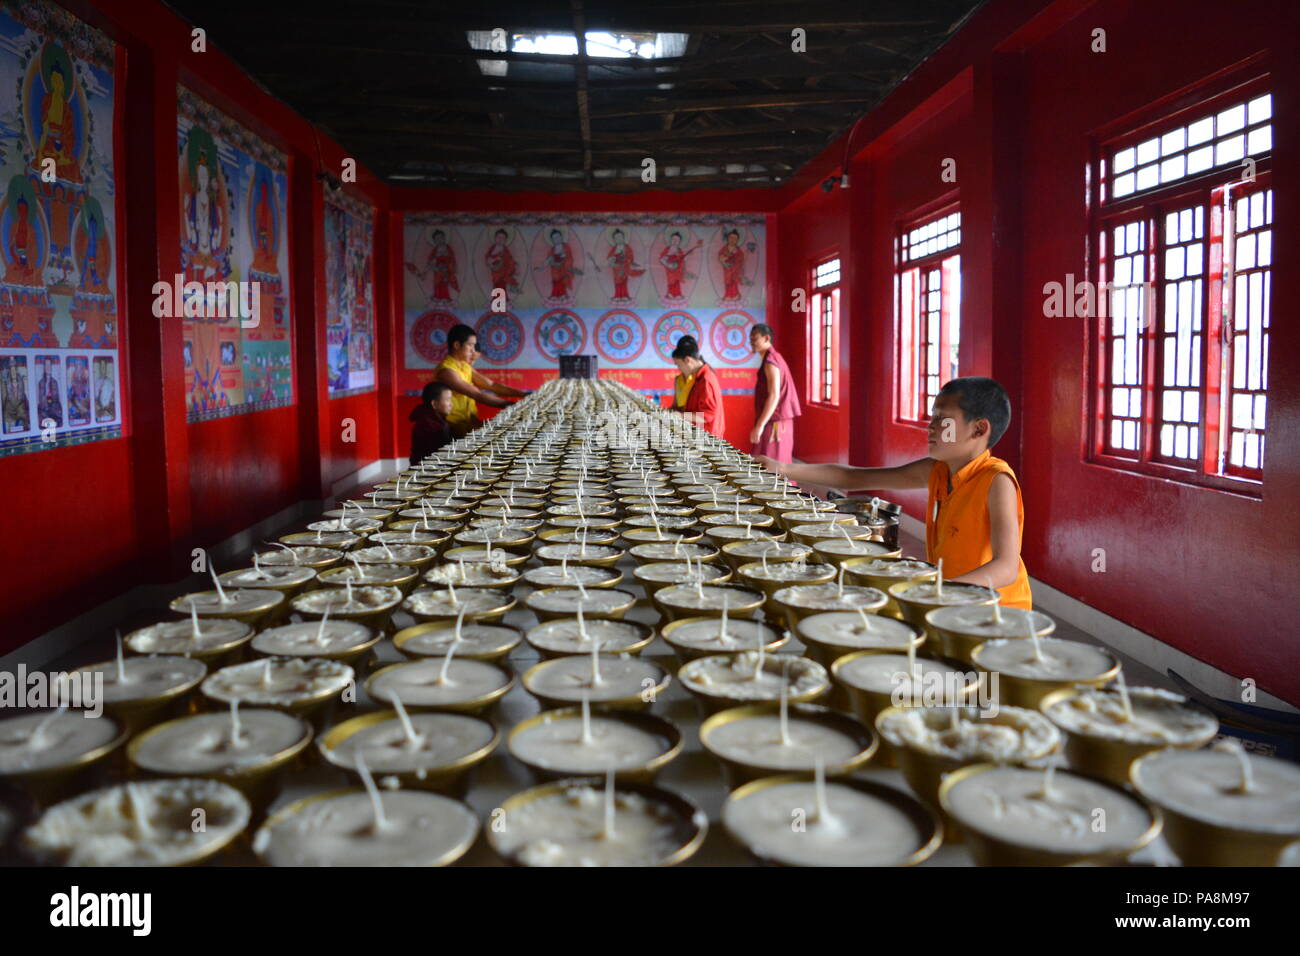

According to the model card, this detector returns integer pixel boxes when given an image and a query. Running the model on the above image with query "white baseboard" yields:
[1,458,395,673]
[895,512,1297,714]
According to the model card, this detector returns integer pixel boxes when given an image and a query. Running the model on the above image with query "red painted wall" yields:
[0,0,391,655]
[1013,1,1300,702]
[772,0,1300,703]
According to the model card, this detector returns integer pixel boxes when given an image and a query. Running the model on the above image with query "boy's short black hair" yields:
[422,381,450,404]
[447,323,476,350]
[937,376,1011,447]
[750,323,772,340]
[671,335,701,361]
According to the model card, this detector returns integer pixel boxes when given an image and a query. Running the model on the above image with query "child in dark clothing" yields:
[409,381,454,465]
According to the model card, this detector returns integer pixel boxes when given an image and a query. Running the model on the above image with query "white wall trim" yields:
[896,511,1297,713]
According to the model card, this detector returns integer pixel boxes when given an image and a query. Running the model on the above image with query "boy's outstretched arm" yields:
[753,455,932,492]
[948,473,1022,589]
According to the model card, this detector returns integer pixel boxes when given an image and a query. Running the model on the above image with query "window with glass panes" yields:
[897,208,961,423]
[1092,77,1271,486]
[809,257,840,405]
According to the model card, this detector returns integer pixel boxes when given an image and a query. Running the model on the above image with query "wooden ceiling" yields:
[162,0,986,192]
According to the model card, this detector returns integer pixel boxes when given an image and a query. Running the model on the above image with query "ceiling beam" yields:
[571,0,594,189]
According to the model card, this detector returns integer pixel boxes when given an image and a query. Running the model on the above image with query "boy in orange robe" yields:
[756,376,1031,609]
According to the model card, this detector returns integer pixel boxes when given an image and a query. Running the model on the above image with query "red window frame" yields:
[808,256,841,406]
[895,201,961,426]
[1087,70,1271,491]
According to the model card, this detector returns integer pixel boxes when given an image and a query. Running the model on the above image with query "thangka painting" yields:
[324,190,374,397]
[401,214,766,398]
[178,86,292,421]
[0,0,122,456]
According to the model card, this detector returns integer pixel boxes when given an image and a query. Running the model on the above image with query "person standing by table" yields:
[748,323,801,462]
[434,323,527,436]
[670,335,726,438]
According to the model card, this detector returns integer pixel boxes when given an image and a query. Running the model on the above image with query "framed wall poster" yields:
[177,85,292,422]
[324,189,374,397]
[0,0,123,455]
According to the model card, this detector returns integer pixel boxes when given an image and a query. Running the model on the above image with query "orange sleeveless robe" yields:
[926,449,1033,610]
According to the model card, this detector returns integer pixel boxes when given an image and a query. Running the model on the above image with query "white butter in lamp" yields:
[292,586,402,616]
[496,783,694,866]
[528,655,666,704]
[77,655,206,704]
[727,541,812,561]
[510,713,670,773]
[705,715,863,770]
[929,607,1056,640]
[897,582,990,606]
[24,778,250,866]
[535,543,622,562]
[282,531,362,549]
[320,564,413,587]
[0,711,121,774]
[774,583,887,611]
[423,562,517,587]
[743,562,835,583]
[219,566,316,590]
[973,637,1115,681]
[526,589,634,615]
[326,711,495,775]
[173,588,282,616]
[131,709,308,774]
[351,544,435,565]
[877,706,1059,762]
[665,618,780,653]
[706,526,776,542]
[256,547,340,567]
[681,653,826,703]
[699,514,769,527]
[523,565,620,588]
[853,558,935,578]
[527,619,648,655]
[627,542,715,562]
[368,659,509,707]
[307,517,383,533]
[403,587,509,618]
[654,585,762,613]
[798,611,916,650]
[126,618,250,656]
[1132,748,1300,835]
[400,622,518,658]
[724,780,927,866]
[253,620,374,656]
[835,654,969,695]
[369,530,446,546]
[814,539,896,559]
[634,562,727,584]
[1044,686,1216,745]
[202,658,353,708]
[254,789,478,867]
[322,507,388,521]
[944,765,1153,854]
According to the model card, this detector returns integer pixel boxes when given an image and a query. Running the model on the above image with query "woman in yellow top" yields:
[755,377,1031,609]
[434,324,528,436]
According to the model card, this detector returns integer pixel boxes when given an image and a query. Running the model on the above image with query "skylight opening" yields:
[469,30,688,75]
